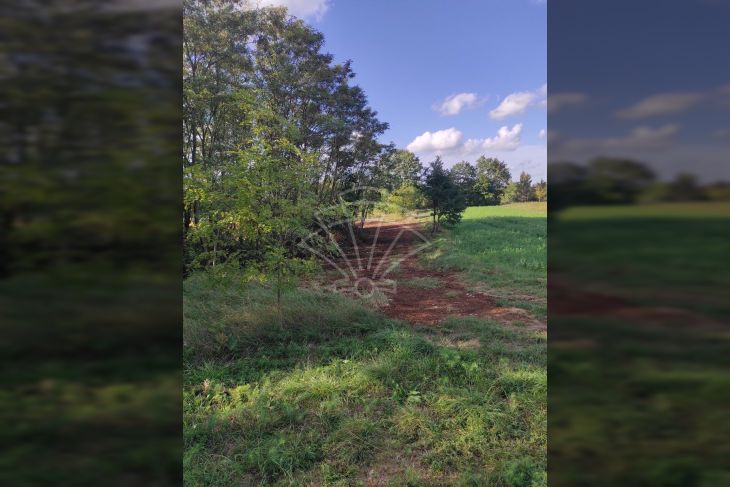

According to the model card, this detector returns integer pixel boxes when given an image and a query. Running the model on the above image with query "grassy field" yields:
[549,202,730,485]
[551,202,730,318]
[183,203,547,486]
[423,203,547,321]
[1,269,181,485]
[462,202,547,219]
[558,201,730,219]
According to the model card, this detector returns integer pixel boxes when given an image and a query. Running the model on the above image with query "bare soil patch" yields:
[549,277,727,329]
[321,219,545,330]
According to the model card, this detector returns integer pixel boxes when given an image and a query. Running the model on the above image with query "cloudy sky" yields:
[261,0,547,181]
[549,0,730,182]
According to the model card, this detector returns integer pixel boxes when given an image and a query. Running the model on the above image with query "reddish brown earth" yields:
[319,219,544,329]
[549,276,726,328]
[548,278,629,315]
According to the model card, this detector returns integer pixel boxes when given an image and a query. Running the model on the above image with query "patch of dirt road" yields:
[321,219,545,330]
[549,276,727,329]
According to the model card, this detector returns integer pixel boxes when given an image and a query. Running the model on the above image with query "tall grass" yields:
[184,272,382,360]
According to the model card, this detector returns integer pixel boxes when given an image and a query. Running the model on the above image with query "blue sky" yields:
[262,0,547,181]
[549,0,730,182]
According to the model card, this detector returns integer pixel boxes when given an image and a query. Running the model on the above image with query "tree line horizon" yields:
[550,158,730,212]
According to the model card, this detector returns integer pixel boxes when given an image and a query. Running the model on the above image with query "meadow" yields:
[549,202,730,486]
[551,202,730,318]
[423,203,547,321]
[183,204,547,486]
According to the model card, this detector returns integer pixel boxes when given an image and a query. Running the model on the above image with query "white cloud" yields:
[550,124,680,160]
[406,127,545,180]
[548,92,588,112]
[538,128,546,139]
[489,92,536,119]
[434,93,481,116]
[406,128,463,153]
[604,124,680,150]
[615,92,704,119]
[406,124,528,157]
[464,124,523,152]
[712,128,730,139]
[489,84,546,119]
[256,0,330,20]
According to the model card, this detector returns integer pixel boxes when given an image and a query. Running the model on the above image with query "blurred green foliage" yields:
[0,1,181,484]
[549,204,730,485]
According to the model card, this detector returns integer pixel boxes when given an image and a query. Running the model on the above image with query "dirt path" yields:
[320,219,544,329]
[549,276,727,329]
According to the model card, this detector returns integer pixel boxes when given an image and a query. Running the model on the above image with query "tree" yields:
[704,182,730,201]
[669,173,704,201]
[533,179,547,202]
[182,0,391,273]
[385,149,423,190]
[422,157,467,233]
[548,161,592,212]
[639,172,705,203]
[501,182,519,204]
[475,156,511,205]
[516,172,534,202]
[501,173,535,204]
[385,184,427,215]
[585,157,655,204]
[450,161,480,205]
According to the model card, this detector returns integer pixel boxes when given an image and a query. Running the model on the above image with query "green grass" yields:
[422,203,547,320]
[1,269,180,485]
[559,201,730,220]
[552,203,730,318]
[184,272,546,486]
[184,203,548,485]
[550,318,730,486]
[463,202,547,219]
[550,202,730,485]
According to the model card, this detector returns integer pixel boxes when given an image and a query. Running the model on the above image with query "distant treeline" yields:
[448,157,546,206]
[550,158,730,212]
